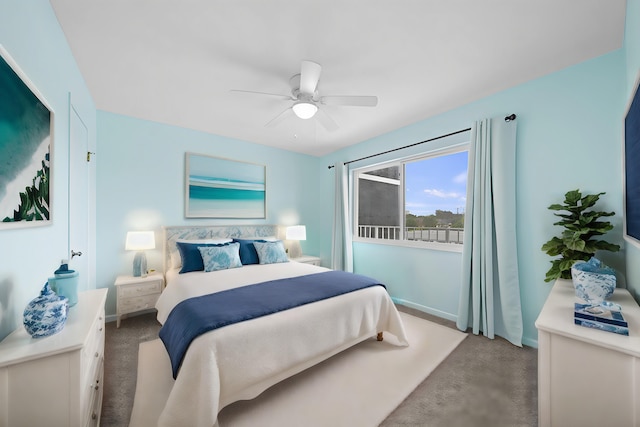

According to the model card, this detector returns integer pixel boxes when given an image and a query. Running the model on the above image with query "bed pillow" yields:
[253,240,289,265]
[171,238,233,269]
[198,243,242,272]
[232,238,268,265]
[176,241,231,274]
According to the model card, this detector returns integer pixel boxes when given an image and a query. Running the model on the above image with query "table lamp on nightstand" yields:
[286,225,306,259]
[125,231,155,277]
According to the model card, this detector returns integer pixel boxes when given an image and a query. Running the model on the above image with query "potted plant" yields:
[541,189,620,282]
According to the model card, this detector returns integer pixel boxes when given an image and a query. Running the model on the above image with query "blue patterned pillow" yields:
[177,241,231,274]
[233,238,268,265]
[253,241,289,265]
[198,243,242,272]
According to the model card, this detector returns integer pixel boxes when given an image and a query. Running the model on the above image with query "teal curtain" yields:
[456,117,523,346]
[331,162,353,272]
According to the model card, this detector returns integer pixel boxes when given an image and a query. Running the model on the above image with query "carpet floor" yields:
[129,312,466,427]
[101,306,538,427]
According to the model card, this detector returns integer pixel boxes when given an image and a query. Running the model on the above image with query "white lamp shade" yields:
[125,231,156,251]
[292,102,318,119]
[286,225,307,241]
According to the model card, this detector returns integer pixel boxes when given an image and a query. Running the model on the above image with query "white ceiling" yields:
[49,1,626,157]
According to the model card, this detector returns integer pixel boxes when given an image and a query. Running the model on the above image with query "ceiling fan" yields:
[231,60,378,131]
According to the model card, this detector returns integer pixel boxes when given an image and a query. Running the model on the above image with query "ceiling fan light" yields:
[292,101,318,119]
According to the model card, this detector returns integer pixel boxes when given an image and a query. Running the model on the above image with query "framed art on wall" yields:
[185,152,266,219]
[0,45,54,229]
[624,69,640,249]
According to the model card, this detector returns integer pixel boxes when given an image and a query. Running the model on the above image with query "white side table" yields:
[536,279,640,426]
[114,272,164,328]
[291,255,321,266]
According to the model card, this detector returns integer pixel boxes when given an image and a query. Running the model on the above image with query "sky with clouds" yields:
[405,151,468,216]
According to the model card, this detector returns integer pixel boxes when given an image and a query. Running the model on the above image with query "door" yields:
[69,101,89,291]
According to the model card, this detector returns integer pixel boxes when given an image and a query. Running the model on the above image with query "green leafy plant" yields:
[2,155,50,223]
[541,189,620,282]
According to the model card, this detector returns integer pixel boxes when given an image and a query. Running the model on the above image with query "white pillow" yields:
[170,238,233,269]
[242,236,278,241]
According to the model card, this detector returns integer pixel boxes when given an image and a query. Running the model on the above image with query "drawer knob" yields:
[92,413,97,420]
[95,352,99,358]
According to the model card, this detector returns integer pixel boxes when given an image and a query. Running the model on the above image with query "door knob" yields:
[71,250,83,258]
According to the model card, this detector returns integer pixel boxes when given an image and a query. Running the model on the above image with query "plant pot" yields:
[571,258,616,305]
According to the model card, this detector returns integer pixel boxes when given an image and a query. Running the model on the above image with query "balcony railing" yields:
[357,225,464,244]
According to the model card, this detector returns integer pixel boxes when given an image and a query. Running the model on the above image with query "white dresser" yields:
[535,279,640,427]
[0,288,108,427]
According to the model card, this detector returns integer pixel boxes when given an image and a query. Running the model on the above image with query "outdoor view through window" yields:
[355,148,468,247]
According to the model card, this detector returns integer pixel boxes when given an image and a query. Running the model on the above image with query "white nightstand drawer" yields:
[120,280,162,298]
[119,294,160,315]
[291,255,321,266]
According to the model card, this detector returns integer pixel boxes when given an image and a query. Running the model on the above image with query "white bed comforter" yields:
[155,262,409,427]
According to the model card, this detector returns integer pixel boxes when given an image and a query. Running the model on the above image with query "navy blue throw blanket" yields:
[159,270,385,379]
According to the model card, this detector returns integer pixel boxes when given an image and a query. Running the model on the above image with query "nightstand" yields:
[114,272,164,328]
[291,255,322,266]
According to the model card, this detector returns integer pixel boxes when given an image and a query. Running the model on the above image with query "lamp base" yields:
[132,251,148,277]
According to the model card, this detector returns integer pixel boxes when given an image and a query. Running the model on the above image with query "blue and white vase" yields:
[23,282,69,338]
[571,257,616,305]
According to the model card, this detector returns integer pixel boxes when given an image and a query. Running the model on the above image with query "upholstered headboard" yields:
[162,224,283,274]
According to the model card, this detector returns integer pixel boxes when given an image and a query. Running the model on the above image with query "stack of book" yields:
[574,303,629,336]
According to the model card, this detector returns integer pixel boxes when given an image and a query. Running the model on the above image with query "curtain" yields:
[331,162,353,272]
[456,117,523,346]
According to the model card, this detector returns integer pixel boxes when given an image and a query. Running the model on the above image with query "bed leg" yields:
[377,332,383,341]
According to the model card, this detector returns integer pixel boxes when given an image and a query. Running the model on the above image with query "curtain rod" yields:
[327,113,516,169]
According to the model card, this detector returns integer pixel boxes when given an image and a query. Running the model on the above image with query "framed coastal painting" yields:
[0,45,53,229]
[185,152,266,218]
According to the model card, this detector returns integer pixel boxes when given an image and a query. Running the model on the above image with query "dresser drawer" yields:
[119,293,160,315]
[81,308,105,412]
[85,358,104,427]
[119,280,162,298]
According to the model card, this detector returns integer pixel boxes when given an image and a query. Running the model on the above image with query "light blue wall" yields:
[1,1,635,349]
[625,0,640,302]
[96,112,321,315]
[319,49,626,347]
[0,1,97,341]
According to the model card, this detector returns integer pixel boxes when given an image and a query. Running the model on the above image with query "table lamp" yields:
[286,225,306,258]
[125,231,155,277]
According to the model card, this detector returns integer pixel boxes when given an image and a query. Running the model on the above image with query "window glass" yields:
[354,146,468,250]
[357,165,401,240]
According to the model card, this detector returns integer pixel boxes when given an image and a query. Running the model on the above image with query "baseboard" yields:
[391,297,457,323]
[391,298,539,349]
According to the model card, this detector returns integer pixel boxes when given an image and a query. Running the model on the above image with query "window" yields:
[354,145,468,250]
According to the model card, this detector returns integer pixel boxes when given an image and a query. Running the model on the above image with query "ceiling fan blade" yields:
[265,107,293,128]
[320,95,378,107]
[230,89,293,101]
[315,108,339,132]
[299,61,322,94]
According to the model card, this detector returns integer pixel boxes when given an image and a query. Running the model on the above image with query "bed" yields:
[154,225,409,427]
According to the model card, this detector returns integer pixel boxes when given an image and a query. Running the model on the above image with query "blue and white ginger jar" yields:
[23,282,68,338]
[571,257,616,305]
